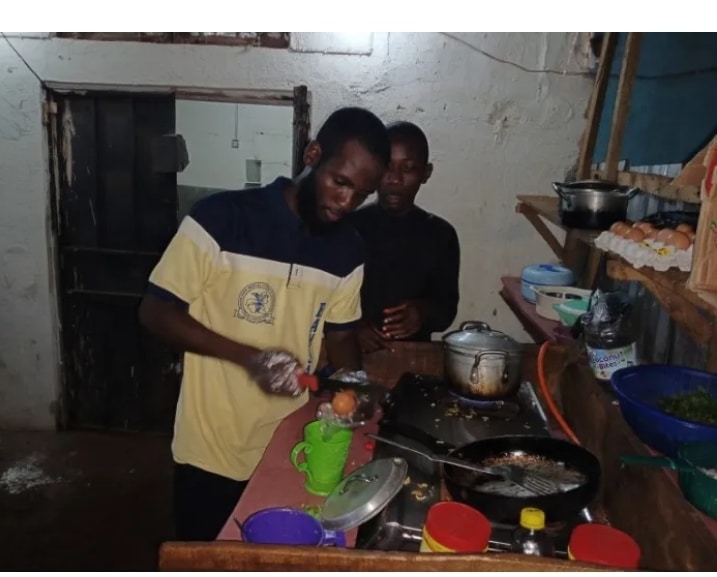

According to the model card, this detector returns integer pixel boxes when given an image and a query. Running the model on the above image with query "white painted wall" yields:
[176,100,293,190]
[0,33,591,429]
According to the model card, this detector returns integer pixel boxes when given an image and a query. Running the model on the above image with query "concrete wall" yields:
[0,33,592,429]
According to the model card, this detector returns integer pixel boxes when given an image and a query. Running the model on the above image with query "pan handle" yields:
[377,419,456,454]
[619,454,687,472]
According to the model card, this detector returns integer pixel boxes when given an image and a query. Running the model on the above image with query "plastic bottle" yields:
[580,290,638,382]
[509,507,555,557]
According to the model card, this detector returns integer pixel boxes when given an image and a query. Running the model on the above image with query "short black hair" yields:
[315,107,391,166]
[386,121,430,166]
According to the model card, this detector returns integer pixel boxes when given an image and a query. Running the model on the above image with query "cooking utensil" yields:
[620,442,717,520]
[377,420,601,524]
[552,180,638,230]
[365,433,560,496]
[442,321,523,400]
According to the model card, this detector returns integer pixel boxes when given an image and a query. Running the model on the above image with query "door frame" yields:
[45,83,311,430]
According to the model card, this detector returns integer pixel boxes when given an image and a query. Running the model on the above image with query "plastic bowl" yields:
[610,365,717,458]
[552,300,590,327]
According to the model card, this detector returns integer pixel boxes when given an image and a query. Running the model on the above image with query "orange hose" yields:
[537,340,581,446]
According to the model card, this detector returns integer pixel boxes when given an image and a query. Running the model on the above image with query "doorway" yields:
[47,86,310,432]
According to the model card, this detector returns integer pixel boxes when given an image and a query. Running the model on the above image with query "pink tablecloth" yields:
[216,397,380,547]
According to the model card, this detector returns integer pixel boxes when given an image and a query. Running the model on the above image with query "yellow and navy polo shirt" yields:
[147,177,365,481]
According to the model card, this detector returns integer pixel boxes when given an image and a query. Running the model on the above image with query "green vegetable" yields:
[657,388,717,426]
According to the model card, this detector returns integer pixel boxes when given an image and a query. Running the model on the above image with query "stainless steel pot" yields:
[552,180,639,230]
[442,321,523,400]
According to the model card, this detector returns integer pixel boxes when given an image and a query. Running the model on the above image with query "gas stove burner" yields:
[448,389,514,409]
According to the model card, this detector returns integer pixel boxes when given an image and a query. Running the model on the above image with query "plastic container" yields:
[581,291,637,382]
[419,501,491,553]
[240,507,346,547]
[509,507,555,557]
[610,365,717,458]
[568,523,641,569]
[520,264,575,303]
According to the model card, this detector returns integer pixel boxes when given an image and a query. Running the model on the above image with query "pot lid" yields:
[320,457,408,532]
[443,321,522,354]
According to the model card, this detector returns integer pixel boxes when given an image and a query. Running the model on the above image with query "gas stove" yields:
[354,373,592,555]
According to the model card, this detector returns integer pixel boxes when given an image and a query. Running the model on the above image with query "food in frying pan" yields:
[468,453,588,498]
[656,388,717,426]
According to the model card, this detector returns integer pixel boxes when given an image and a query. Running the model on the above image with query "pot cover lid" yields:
[320,457,408,532]
[443,321,522,354]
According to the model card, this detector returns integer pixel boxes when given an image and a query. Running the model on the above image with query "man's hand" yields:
[245,349,304,397]
[357,322,393,354]
[381,301,425,340]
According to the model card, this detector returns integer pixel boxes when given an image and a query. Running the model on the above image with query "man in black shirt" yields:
[346,121,460,353]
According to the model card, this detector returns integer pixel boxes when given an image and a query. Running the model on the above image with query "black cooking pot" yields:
[377,421,601,524]
[552,180,639,230]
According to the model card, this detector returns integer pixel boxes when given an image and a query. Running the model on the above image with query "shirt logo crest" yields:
[235,282,276,325]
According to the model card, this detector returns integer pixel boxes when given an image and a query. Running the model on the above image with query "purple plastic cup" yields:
[240,507,346,547]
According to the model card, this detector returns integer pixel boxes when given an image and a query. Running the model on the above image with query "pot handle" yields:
[321,529,347,548]
[470,351,509,385]
[459,321,491,333]
[551,182,567,199]
[624,186,639,200]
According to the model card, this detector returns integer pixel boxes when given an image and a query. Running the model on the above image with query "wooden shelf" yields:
[516,195,600,243]
[499,276,564,344]
[606,256,717,346]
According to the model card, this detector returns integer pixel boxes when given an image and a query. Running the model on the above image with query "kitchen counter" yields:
[160,343,612,571]
[216,397,380,546]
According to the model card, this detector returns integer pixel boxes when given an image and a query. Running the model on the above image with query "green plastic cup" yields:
[290,420,354,496]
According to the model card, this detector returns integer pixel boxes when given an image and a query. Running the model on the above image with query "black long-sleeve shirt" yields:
[346,203,461,342]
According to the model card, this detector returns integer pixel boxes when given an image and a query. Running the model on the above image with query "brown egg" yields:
[331,390,357,416]
[610,221,625,233]
[645,228,659,240]
[625,228,646,242]
[676,223,694,234]
[668,231,692,250]
[656,228,674,243]
[635,222,656,233]
[687,231,696,242]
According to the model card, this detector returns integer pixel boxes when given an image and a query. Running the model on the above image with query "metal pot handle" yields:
[470,351,509,385]
[625,186,639,200]
[551,182,567,199]
[459,321,491,333]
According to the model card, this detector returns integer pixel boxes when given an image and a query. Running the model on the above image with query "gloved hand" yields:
[247,349,304,397]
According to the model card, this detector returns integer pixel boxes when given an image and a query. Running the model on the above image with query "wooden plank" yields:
[604,33,642,181]
[515,196,600,244]
[609,171,701,204]
[557,359,717,571]
[499,277,562,344]
[577,33,618,179]
[516,202,564,260]
[157,541,607,572]
[606,258,713,344]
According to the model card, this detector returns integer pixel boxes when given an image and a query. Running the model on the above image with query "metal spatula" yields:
[366,433,560,496]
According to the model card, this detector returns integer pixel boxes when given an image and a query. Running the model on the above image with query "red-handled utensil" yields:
[298,374,319,392]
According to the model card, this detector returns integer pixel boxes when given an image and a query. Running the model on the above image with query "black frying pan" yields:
[378,420,601,524]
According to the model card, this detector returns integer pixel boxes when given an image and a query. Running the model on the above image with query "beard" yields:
[296,170,341,235]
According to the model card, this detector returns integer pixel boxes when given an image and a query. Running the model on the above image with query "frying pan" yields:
[378,420,601,524]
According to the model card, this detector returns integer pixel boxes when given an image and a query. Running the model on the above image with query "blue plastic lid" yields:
[521,264,575,285]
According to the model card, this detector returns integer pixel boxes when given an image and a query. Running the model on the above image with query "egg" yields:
[645,228,659,240]
[656,228,674,243]
[609,221,625,233]
[687,231,696,241]
[625,228,646,243]
[636,222,656,234]
[676,223,694,234]
[667,231,692,250]
[331,390,357,416]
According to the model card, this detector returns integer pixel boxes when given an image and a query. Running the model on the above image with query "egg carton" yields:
[595,231,693,272]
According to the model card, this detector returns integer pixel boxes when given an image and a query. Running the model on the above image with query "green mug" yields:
[290,420,354,497]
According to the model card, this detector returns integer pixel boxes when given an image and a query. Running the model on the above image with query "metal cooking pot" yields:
[442,321,523,400]
[552,180,639,230]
